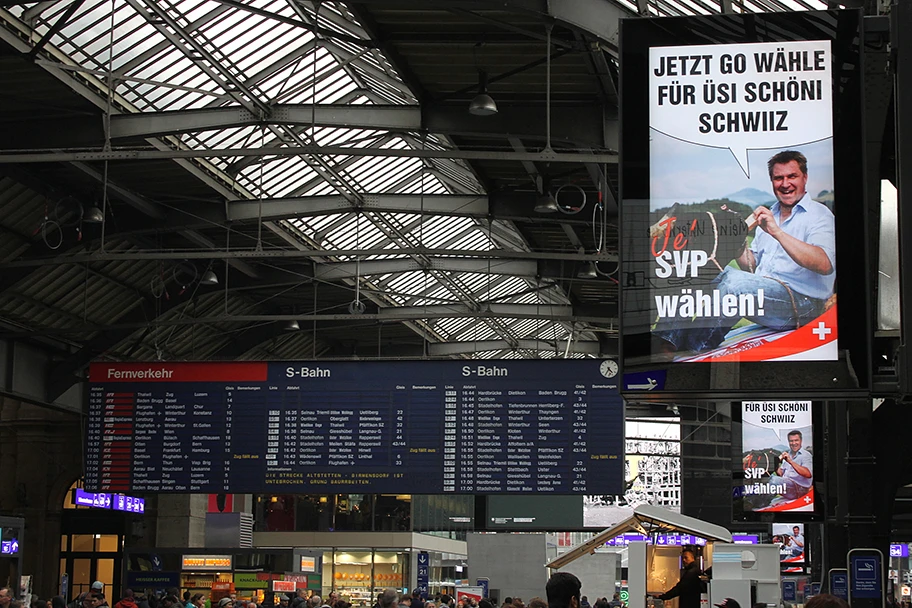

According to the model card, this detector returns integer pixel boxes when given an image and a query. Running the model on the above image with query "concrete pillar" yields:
[155,495,209,547]
[0,396,82,598]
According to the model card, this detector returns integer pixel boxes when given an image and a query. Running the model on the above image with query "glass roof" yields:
[5,0,600,357]
[7,0,827,359]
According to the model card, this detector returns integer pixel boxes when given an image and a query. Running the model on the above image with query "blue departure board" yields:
[85,360,624,494]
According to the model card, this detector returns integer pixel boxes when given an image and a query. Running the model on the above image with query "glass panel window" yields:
[71,535,95,552]
[97,535,119,552]
[334,550,373,604]
[61,536,68,551]
[373,551,406,596]
[96,559,114,588]
[73,558,92,589]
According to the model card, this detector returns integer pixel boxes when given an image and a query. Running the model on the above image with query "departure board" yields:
[85,360,624,494]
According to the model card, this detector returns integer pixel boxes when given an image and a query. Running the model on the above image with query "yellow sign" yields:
[299,556,316,573]
[182,555,233,571]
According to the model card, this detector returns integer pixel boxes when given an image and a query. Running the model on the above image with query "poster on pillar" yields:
[645,41,837,363]
[735,401,818,518]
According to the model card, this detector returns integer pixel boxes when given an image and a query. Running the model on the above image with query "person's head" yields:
[52,598,67,608]
[0,588,11,607]
[82,596,100,608]
[217,598,234,608]
[528,598,547,608]
[787,431,803,452]
[681,549,696,566]
[379,590,399,608]
[792,526,801,535]
[399,598,411,607]
[612,595,619,602]
[190,595,204,607]
[504,601,512,607]
[767,151,809,208]
[308,598,322,608]
[280,597,289,607]
[804,595,848,608]
[546,572,582,608]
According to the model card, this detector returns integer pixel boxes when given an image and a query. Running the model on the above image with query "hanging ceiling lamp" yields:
[468,70,498,116]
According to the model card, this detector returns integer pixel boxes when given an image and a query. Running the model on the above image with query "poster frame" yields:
[730,401,823,522]
[618,9,870,398]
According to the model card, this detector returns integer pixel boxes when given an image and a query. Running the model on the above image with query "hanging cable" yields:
[256,124,265,252]
[100,0,116,253]
[545,24,553,153]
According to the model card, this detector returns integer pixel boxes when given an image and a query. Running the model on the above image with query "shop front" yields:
[123,549,322,604]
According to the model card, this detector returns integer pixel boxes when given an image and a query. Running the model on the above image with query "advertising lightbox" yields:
[619,10,868,395]
[772,523,806,571]
[735,401,819,521]
[648,41,836,363]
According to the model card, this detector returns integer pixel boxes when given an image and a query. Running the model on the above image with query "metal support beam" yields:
[12,307,616,342]
[314,258,538,280]
[109,105,423,138]
[104,103,611,148]
[227,193,488,221]
[548,0,634,46]
[1,247,618,270]
[426,339,601,356]
[0,145,617,165]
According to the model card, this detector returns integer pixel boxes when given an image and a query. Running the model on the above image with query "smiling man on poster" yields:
[645,39,839,362]
[740,401,814,512]
[652,150,836,355]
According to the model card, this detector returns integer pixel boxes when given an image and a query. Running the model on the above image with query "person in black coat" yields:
[652,550,703,608]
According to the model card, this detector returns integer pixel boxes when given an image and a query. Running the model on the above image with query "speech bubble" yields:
[649,40,832,177]
[741,401,812,442]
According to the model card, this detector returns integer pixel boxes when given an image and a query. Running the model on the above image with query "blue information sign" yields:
[125,572,181,589]
[85,361,625,495]
[829,570,848,600]
[890,544,909,558]
[850,553,883,599]
[416,552,429,599]
[476,579,489,598]
[782,581,797,602]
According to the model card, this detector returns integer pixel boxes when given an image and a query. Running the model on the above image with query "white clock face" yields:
[600,360,618,378]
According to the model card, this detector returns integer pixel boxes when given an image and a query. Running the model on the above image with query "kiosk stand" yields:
[546,506,781,608]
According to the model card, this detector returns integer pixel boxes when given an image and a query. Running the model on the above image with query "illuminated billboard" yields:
[772,523,806,570]
[738,401,814,514]
[619,10,868,394]
[647,41,836,362]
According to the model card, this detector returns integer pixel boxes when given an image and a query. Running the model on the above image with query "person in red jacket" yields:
[114,590,138,608]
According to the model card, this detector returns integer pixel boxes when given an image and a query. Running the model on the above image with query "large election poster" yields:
[772,523,807,572]
[739,401,814,514]
[647,41,837,362]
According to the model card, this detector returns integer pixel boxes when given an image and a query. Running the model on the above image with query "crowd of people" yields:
[0,571,858,608]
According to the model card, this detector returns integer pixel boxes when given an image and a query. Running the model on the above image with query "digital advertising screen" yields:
[648,40,836,363]
[735,401,819,520]
[619,11,868,395]
[772,523,806,571]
